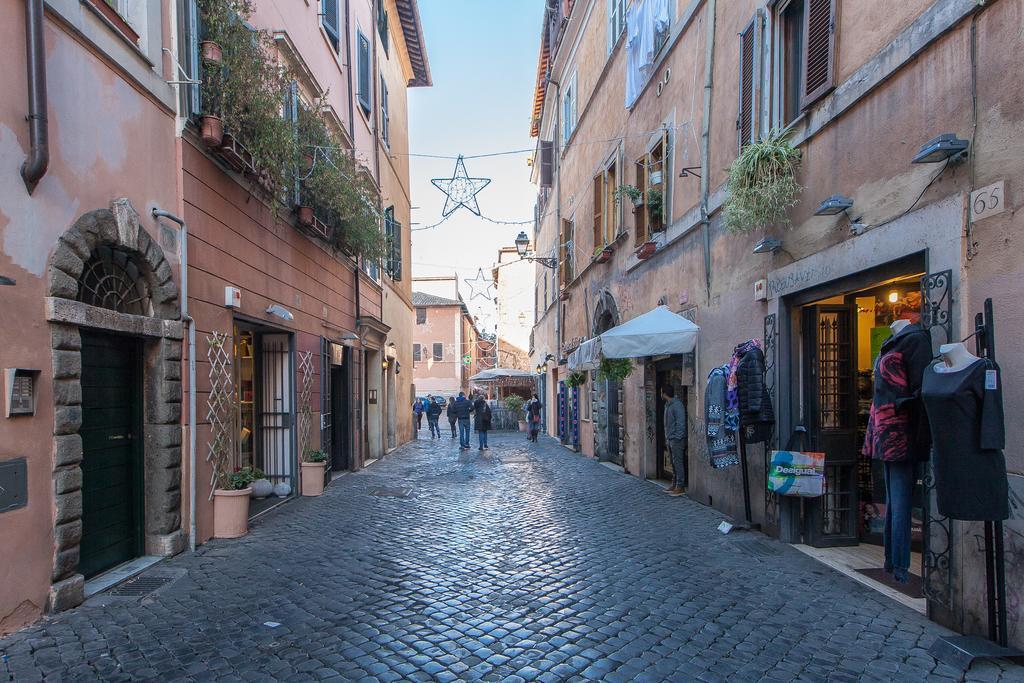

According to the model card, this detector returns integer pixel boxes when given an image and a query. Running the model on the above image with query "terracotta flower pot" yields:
[213,487,251,539]
[559,290,570,302]
[296,205,314,227]
[595,247,613,264]
[301,462,327,496]
[636,241,658,260]
[200,40,222,63]
[303,152,315,173]
[200,115,224,147]
[518,420,528,432]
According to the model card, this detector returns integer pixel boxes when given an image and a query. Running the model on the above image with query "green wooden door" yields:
[79,332,143,578]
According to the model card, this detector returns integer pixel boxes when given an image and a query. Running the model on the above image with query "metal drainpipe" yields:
[698,0,717,299]
[547,77,562,360]
[21,0,49,194]
[344,0,355,140]
[152,209,198,553]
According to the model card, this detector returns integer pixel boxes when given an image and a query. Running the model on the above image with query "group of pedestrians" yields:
[414,392,493,450]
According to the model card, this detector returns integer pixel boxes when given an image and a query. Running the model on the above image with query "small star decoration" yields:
[464,268,494,301]
[431,156,491,217]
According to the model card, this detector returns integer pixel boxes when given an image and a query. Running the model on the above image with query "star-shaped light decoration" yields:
[431,155,491,217]
[464,268,495,301]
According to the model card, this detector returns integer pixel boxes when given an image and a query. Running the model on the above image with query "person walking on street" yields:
[446,397,457,438]
[662,385,688,495]
[426,395,442,439]
[413,399,423,433]
[526,393,543,442]
[473,393,492,450]
[452,392,473,449]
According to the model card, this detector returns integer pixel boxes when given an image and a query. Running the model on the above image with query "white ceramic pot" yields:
[251,479,273,499]
[273,482,291,497]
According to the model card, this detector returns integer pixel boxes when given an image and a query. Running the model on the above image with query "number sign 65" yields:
[970,180,1005,222]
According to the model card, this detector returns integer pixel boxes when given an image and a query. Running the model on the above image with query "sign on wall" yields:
[970,180,1005,222]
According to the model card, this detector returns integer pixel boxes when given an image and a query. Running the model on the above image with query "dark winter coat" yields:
[446,401,457,421]
[473,398,492,431]
[451,397,472,420]
[863,323,933,462]
[735,344,774,444]
[426,400,443,419]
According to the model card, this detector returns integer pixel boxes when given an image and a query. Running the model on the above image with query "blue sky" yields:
[408,0,544,332]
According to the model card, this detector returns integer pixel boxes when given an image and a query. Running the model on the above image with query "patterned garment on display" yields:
[705,365,738,468]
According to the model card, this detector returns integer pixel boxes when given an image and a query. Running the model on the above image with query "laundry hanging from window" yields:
[625,0,673,108]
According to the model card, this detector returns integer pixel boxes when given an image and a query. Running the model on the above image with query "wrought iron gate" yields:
[259,334,295,491]
[920,270,954,609]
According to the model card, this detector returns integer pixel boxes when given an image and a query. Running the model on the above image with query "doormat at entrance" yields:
[856,567,925,599]
[370,486,414,498]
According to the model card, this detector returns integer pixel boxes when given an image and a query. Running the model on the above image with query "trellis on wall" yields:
[206,332,234,498]
[298,351,314,456]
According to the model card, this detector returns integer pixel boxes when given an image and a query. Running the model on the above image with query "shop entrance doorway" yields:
[330,359,351,472]
[654,358,684,481]
[792,257,928,601]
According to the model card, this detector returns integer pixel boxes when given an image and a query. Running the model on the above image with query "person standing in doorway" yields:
[413,399,423,433]
[527,393,543,442]
[426,395,442,439]
[452,392,473,449]
[446,397,458,438]
[662,385,687,495]
[473,393,492,450]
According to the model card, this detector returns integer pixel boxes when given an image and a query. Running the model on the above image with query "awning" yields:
[468,367,536,382]
[567,307,699,369]
[602,306,699,358]
[567,337,602,371]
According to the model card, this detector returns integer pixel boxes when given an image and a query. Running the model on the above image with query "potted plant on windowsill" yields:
[504,394,526,432]
[301,449,329,496]
[647,188,664,227]
[635,240,658,260]
[213,466,261,539]
[614,184,644,211]
[594,246,613,264]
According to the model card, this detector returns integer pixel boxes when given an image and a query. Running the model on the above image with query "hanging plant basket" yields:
[200,40,222,63]
[596,356,633,383]
[635,240,657,260]
[565,370,588,388]
[723,127,803,234]
[200,115,224,147]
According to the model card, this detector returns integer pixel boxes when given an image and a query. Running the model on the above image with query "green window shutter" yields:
[357,31,371,113]
[322,0,340,51]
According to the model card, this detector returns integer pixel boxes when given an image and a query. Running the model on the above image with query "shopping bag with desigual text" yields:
[767,450,825,496]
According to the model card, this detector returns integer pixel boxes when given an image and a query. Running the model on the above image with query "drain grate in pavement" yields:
[370,486,414,498]
[108,575,174,597]
[731,539,784,558]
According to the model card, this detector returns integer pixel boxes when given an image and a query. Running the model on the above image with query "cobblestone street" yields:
[2,433,1021,682]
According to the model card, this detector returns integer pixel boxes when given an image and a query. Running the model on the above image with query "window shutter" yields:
[392,220,402,281]
[737,18,755,150]
[801,0,837,108]
[540,140,554,188]
[433,343,443,361]
[186,0,200,116]
[378,2,389,55]
[592,174,603,249]
[322,0,340,51]
[357,32,371,112]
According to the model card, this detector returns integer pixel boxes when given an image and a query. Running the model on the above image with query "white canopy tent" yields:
[468,368,535,382]
[567,306,699,370]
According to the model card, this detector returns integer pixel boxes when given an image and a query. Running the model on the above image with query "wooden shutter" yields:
[322,0,340,51]
[592,174,603,249]
[540,140,554,187]
[634,158,647,244]
[801,0,837,108]
[737,16,756,150]
[357,32,371,112]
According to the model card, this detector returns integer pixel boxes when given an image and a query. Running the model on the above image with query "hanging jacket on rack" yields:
[705,365,738,468]
[735,341,774,444]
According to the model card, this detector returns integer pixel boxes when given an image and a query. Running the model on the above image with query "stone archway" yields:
[591,290,622,464]
[44,199,184,611]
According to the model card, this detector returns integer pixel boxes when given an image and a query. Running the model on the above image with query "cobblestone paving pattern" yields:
[2,433,1022,682]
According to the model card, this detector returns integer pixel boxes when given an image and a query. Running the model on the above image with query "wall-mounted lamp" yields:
[535,364,544,375]
[381,359,390,370]
[814,194,854,216]
[514,231,558,269]
[753,237,782,255]
[265,304,294,321]
[912,134,969,164]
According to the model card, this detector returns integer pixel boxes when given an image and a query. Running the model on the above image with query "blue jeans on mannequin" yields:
[458,418,471,448]
[478,430,488,449]
[883,460,917,583]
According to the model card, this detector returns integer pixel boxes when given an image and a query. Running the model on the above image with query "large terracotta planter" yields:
[518,420,528,432]
[213,488,251,539]
[296,205,314,227]
[301,462,327,496]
